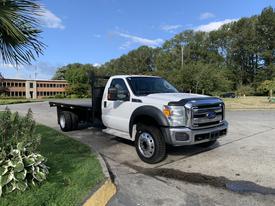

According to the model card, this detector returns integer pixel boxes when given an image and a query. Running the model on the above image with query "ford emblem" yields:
[207,111,216,119]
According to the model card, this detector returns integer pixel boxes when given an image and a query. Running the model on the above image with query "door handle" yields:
[104,101,107,108]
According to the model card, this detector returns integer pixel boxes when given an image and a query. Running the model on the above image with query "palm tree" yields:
[0,0,45,65]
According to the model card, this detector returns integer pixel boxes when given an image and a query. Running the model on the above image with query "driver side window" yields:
[110,78,129,100]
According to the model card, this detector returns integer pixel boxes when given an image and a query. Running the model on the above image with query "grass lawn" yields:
[223,96,275,110]
[0,99,40,105]
[0,124,104,206]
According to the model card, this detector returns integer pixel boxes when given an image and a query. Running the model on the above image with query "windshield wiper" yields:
[136,91,157,95]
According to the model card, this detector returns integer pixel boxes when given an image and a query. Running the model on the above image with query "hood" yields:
[140,92,208,105]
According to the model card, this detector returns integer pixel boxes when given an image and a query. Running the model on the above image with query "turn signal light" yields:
[163,106,172,117]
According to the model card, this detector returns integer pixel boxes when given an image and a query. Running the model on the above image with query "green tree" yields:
[52,67,66,80]
[256,7,275,66]
[52,63,97,96]
[0,0,44,65]
[102,46,156,75]
[257,79,275,95]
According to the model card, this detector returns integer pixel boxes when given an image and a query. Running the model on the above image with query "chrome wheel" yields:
[60,115,65,129]
[138,132,155,158]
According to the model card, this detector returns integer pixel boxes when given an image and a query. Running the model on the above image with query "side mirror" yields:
[117,90,130,101]
[108,87,118,101]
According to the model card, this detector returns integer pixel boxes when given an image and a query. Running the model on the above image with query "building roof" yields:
[2,78,67,82]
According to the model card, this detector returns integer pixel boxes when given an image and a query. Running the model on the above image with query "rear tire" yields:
[59,111,72,132]
[69,112,79,130]
[135,124,166,164]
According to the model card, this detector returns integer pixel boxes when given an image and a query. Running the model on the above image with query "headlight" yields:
[163,105,186,127]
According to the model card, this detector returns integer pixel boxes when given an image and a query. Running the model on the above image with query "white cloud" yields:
[116,32,164,49]
[160,24,183,33]
[195,19,238,32]
[93,63,101,67]
[0,61,23,69]
[38,7,65,29]
[199,12,215,20]
[0,63,14,69]
[0,61,57,80]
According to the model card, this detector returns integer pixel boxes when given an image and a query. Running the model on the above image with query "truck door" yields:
[102,78,132,132]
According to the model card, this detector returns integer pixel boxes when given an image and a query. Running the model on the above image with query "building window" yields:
[30,83,33,88]
[23,83,25,87]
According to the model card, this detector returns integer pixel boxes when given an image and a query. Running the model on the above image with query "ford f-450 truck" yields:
[50,74,228,164]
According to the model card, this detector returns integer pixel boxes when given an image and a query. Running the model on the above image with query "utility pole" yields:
[34,65,38,80]
[181,46,184,69]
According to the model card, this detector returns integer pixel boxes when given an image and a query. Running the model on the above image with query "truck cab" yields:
[50,74,228,164]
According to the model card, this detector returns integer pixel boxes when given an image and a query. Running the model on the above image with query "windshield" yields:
[127,77,178,96]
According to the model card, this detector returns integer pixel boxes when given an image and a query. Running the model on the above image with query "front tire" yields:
[135,124,166,164]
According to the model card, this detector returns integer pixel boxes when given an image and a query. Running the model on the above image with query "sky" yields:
[1,0,275,80]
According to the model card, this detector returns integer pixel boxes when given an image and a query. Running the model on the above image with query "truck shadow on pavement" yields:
[112,135,220,158]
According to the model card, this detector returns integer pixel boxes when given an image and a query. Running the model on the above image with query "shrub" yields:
[67,94,80,99]
[236,85,255,96]
[54,94,66,99]
[0,109,49,196]
[257,79,275,96]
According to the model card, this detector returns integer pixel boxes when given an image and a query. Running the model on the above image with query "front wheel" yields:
[135,124,166,164]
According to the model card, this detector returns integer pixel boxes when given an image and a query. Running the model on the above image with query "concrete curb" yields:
[83,179,116,206]
[82,153,117,206]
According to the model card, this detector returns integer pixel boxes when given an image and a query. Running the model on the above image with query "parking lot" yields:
[1,101,275,206]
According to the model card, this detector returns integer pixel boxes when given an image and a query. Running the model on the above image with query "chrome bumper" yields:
[167,121,228,146]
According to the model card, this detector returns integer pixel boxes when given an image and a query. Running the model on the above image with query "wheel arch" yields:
[129,106,169,138]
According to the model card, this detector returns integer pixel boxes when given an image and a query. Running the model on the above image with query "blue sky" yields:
[1,0,275,80]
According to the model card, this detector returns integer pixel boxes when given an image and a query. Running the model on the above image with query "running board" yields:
[102,128,132,141]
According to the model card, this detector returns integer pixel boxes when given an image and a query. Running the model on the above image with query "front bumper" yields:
[163,121,228,146]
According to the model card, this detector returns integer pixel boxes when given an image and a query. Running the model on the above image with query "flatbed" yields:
[49,99,92,109]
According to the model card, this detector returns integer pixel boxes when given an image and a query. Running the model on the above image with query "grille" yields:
[191,103,224,129]
[194,129,227,142]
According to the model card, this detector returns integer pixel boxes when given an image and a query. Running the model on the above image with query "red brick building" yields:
[0,78,68,99]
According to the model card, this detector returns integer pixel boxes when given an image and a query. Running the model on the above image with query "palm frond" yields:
[0,0,45,65]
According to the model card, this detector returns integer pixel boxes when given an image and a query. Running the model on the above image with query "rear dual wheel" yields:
[59,111,79,132]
